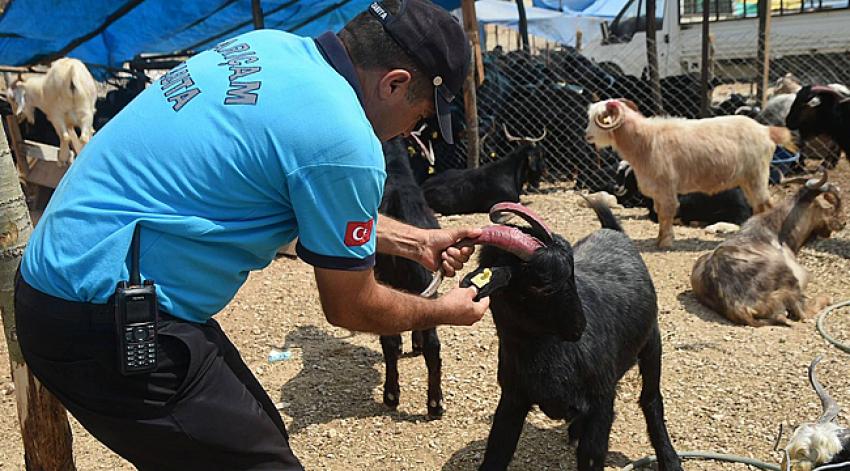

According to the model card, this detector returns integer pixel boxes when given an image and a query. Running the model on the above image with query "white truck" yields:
[580,0,850,81]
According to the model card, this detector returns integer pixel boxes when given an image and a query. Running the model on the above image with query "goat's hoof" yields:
[656,238,673,249]
[427,401,445,420]
[383,391,400,409]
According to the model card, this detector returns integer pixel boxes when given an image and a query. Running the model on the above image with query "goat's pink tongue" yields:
[456,225,543,261]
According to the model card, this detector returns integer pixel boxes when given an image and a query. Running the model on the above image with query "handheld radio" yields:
[114,224,159,375]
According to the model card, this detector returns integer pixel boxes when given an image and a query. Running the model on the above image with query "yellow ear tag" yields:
[471,268,492,290]
[490,152,497,158]
[431,131,439,140]
[428,166,435,174]
[602,116,613,124]
[407,146,417,156]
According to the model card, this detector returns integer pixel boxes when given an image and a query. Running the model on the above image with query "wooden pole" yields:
[645,0,663,115]
[251,0,265,29]
[461,0,485,87]
[700,0,712,117]
[0,123,75,470]
[515,0,530,52]
[461,0,481,168]
[756,0,772,108]
[575,30,583,53]
[463,45,479,169]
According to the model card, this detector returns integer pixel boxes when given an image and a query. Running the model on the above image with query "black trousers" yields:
[15,277,304,471]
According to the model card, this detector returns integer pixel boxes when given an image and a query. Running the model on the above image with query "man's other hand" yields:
[422,227,482,276]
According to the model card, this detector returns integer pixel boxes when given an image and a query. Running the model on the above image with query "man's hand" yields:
[437,286,490,325]
[421,227,482,276]
[376,217,482,276]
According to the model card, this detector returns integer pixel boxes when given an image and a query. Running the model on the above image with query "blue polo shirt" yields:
[20,30,386,323]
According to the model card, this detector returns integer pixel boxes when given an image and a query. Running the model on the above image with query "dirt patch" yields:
[2,162,849,470]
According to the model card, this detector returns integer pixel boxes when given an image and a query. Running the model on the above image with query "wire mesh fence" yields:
[434,20,850,196]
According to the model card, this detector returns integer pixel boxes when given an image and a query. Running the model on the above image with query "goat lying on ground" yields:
[690,170,844,327]
[5,58,97,165]
[375,138,444,418]
[586,98,794,248]
[782,356,850,471]
[786,85,850,163]
[458,201,681,471]
[421,126,546,215]
[614,160,753,226]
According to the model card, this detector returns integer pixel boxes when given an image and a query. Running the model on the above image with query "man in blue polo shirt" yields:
[14,1,487,469]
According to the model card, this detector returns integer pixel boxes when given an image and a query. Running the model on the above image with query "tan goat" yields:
[5,58,96,165]
[586,98,795,248]
[690,170,844,327]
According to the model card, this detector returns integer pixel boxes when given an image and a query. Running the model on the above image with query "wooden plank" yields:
[25,161,66,189]
[24,140,60,162]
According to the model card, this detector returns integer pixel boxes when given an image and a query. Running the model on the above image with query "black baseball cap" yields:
[368,0,470,145]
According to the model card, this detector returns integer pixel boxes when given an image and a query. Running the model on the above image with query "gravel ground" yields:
[1,162,849,471]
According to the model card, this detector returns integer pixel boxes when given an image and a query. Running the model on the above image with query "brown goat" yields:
[690,170,844,327]
[586,99,795,248]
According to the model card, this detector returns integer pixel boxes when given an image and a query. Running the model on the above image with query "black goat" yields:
[375,138,444,419]
[460,202,681,471]
[421,128,546,215]
[786,85,850,160]
[614,161,753,225]
[94,72,148,130]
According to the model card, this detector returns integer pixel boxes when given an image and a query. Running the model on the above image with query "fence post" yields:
[0,120,76,470]
[757,0,772,108]
[251,0,264,29]
[515,0,530,52]
[700,0,712,117]
[461,0,480,169]
[575,30,583,53]
[645,0,663,115]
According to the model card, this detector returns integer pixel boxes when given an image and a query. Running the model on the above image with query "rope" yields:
[816,300,850,354]
[621,451,780,470]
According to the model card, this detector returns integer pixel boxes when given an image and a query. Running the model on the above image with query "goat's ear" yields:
[618,98,639,112]
[460,266,513,300]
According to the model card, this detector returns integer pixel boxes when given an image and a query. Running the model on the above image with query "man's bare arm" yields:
[314,267,488,335]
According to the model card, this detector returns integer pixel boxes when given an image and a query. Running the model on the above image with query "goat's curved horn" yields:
[805,168,829,191]
[809,356,841,424]
[488,202,554,244]
[811,85,843,97]
[454,225,544,261]
[594,101,624,130]
[525,127,548,143]
[503,124,523,142]
[825,186,842,214]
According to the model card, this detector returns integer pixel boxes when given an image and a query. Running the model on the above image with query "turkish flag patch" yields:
[344,219,374,247]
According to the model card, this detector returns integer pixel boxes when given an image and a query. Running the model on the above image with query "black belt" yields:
[15,275,114,327]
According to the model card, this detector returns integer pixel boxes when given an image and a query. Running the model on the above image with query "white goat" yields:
[782,356,850,471]
[585,99,795,248]
[5,58,97,165]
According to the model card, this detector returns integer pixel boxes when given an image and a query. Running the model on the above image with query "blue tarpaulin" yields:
[0,0,461,76]
[533,0,627,16]
[461,0,616,48]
